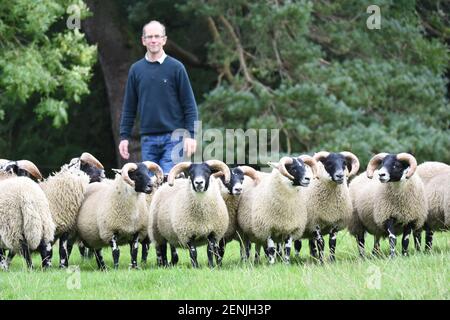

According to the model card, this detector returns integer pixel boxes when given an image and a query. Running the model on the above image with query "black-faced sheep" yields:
[76,162,159,270]
[348,153,427,258]
[148,160,230,268]
[237,156,318,264]
[297,151,359,262]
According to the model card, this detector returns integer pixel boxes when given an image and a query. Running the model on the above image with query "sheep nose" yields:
[304,176,310,182]
[194,180,204,186]
[379,172,386,178]
[335,173,344,180]
[234,187,242,193]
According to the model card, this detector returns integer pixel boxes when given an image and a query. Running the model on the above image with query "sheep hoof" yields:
[129,264,140,270]
[0,262,9,271]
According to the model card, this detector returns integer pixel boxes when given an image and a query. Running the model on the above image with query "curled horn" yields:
[80,152,104,169]
[143,161,164,185]
[340,151,360,178]
[121,163,138,187]
[278,157,294,180]
[313,151,330,163]
[206,160,230,184]
[16,160,43,180]
[167,162,191,186]
[238,165,261,185]
[212,171,224,178]
[366,153,389,179]
[396,153,417,179]
[298,155,319,178]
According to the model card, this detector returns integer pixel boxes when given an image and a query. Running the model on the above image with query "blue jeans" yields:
[141,133,183,175]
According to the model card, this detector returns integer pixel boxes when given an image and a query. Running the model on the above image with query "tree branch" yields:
[219,15,253,84]
[206,17,234,83]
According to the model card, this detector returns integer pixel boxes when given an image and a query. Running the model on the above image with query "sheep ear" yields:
[112,168,121,175]
[267,162,279,169]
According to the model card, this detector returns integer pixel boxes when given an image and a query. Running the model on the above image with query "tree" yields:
[0,0,96,127]
[180,0,450,166]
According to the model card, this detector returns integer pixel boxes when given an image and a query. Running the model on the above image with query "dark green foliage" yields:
[181,0,450,166]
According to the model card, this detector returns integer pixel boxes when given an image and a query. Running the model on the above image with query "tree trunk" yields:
[82,0,142,166]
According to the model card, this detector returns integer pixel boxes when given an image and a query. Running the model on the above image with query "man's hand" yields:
[184,137,197,158]
[119,139,130,159]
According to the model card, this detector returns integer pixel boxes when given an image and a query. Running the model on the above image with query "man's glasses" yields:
[143,35,165,40]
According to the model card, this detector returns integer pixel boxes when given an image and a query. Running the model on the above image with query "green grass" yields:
[1,231,448,299]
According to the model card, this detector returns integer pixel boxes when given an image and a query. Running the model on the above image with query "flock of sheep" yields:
[0,150,448,270]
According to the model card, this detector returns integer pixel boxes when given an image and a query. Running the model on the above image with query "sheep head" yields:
[16,160,43,181]
[313,151,360,183]
[168,160,230,193]
[269,156,315,187]
[143,161,164,186]
[121,162,153,194]
[215,165,260,195]
[80,152,105,183]
[367,153,416,182]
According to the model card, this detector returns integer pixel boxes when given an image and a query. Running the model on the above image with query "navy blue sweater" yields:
[119,56,198,139]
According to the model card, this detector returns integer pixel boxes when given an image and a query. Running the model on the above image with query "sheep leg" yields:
[155,242,168,267]
[6,250,15,268]
[372,236,381,257]
[356,232,365,258]
[187,240,199,268]
[129,233,139,269]
[78,241,87,259]
[59,232,69,268]
[38,240,52,269]
[425,224,433,251]
[206,234,216,268]
[170,244,179,266]
[276,242,283,261]
[413,229,422,251]
[239,238,251,261]
[266,237,276,265]
[385,218,397,258]
[314,227,325,264]
[254,243,262,264]
[283,237,292,264]
[401,223,413,256]
[218,238,226,263]
[141,236,150,264]
[329,228,338,262]
[0,249,8,271]
[309,239,317,258]
[20,240,33,270]
[109,234,120,269]
[93,249,106,271]
[67,239,74,259]
[294,240,302,257]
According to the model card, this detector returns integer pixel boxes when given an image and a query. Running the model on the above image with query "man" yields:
[119,20,198,174]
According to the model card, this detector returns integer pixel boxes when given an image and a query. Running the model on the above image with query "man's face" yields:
[142,23,167,55]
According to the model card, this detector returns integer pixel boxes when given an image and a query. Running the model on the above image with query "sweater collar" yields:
[145,51,167,64]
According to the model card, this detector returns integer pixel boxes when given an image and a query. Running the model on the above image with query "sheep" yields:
[148,160,230,268]
[413,161,450,251]
[134,166,165,265]
[416,161,450,185]
[236,156,318,264]
[38,152,105,268]
[296,151,360,262]
[348,153,427,258]
[76,161,160,270]
[208,166,261,261]
[0,161,55,270]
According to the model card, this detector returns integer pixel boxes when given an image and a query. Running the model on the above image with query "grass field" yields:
[0,230,448,300]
